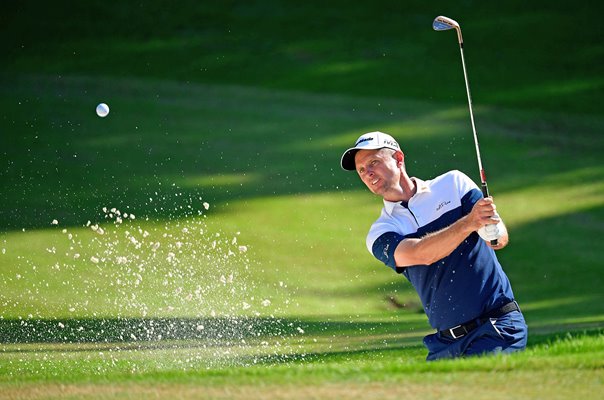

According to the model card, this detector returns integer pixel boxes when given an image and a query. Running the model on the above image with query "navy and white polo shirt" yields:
[367,170,515,331]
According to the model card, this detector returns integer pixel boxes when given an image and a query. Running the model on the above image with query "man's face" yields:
[354,148,402,199]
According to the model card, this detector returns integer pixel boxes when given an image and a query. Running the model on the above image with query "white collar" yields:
[382,177,430,216]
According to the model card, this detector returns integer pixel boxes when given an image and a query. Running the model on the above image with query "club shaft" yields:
[458,38,497,245]
[458,44,490,198]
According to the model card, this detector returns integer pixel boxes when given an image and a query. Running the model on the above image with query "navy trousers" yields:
[423,311,528,361]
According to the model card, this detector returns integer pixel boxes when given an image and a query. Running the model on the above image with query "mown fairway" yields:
[1,1,603,399]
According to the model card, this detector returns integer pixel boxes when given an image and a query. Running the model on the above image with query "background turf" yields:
[1,1,603,399]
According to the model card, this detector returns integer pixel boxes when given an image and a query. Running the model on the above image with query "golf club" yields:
[433,15,498,245]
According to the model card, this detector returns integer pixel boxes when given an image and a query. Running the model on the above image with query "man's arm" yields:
[394,197,500,267]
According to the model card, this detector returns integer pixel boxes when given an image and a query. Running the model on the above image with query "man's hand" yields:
[467,197,500,231]
[478,219,503,241]
[471,198,508,249]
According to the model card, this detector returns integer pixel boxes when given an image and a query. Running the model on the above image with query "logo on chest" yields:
[436,200,452,212]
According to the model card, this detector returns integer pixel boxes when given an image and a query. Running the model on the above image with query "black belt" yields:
[439,301,520,340]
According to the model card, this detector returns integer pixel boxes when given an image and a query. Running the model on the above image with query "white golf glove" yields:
[477,215,504,242]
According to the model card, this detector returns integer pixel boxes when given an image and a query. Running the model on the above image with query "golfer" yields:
[341,131,527,360]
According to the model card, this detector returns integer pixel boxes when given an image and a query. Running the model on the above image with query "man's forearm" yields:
[394,214,475,267]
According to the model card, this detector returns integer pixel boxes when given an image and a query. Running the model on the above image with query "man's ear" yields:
[395,150,405,166]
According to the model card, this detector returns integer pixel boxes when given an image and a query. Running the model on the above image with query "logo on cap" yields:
[356,137,374,146]
[384,139,399,148]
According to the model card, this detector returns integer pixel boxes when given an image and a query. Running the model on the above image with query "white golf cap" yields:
[340,131,401,171]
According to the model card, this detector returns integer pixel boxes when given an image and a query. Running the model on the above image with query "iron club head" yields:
[433,15,463,44]
[433,15,459,30]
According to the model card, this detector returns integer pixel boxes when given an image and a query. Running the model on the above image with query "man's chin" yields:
[370,188,384,197]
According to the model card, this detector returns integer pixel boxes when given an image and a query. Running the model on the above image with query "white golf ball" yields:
[96,103,109,117]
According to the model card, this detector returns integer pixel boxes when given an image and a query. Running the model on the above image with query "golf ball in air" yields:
[96,103,109,117]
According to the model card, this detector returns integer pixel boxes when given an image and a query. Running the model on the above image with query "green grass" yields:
[1,1,604,398]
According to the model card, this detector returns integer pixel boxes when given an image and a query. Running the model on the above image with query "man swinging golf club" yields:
[340,131,527,360]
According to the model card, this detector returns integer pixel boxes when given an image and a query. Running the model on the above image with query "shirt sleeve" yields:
[371,231,405,271]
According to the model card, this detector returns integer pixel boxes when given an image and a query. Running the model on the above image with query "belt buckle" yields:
[448,324,467,339]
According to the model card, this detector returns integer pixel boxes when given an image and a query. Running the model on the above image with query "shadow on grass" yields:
[2,316,602,374]
[0,316,424,346]
[0,75,429,231]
